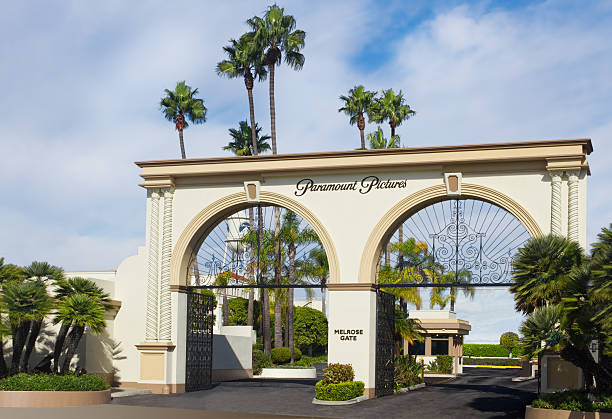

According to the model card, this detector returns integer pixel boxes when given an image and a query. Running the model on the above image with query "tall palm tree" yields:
[296,247,329,316]
[217,36,267,155]
[370,89,415,139]
[338,85,377,149]
[510,235,584,314]
[279,211,318,362]
[2,280,53,374]
[56,294,106,373]
[223,121,271,156]
[248,4,306,155]
[160,81,207,159]
[368,127,400,149]
[433,269,475,312]
[52,277,110,373]
[395,308,423,357]
[21,261,62,372]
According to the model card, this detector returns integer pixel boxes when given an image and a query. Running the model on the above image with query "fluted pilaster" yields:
[146,190,161,340]
[549,171,563,235]
[567,170,580,242]
[159,189,174,341]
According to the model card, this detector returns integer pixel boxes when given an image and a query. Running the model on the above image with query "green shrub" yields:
[0,373,109,391]
[394,355,423,387]
[315,380,365,401]
[321,363,354,385]
[294,306,328,353]
[270,347,302,364]
[427,355,453,374]
[293,347,302,361]
[252,349,272,375]
[463,344,509,357]
[463,357,522,366]
[531,390,612,413]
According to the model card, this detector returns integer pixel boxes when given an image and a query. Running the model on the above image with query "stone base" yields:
[0,389,111,407]
[117,382,185,394]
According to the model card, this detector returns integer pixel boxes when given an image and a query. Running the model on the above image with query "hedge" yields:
[252,349,272,375]
[315,380,365,401]
[426,355,453,374]
[270,347,302,364]
[463,344,510,357]
[532,390,612,413]
[321,363,354,385]
[0,373,109,391]
[464,357,522,366]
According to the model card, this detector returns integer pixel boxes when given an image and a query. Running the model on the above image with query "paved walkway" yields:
[110,368,537,418]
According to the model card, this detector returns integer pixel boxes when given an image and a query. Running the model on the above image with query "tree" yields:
[56,294,106,373]
[21,261,62,372]
[499,332,519,358]
[2,280,53,374]
[52,277,110,373]
[519,305,562,358]
[296,247,329,316]
[394,308,423,357]
[293,306,327,355]
[510,235,584,313]
[589,225,612,355]
[370,89,415,139]
[217,35,267,155]
[0,258,25,285]
[368,127,400,150]
[279,211,318,362]
[247,4,306,155]
[434,269,475,312]
[160,81,207,159]
[223,121,271,156]
[338,85,377,149]
[214,271,233,326]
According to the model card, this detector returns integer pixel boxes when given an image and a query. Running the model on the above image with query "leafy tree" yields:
[500,332,519,357]
[370,89,415,139]
[293,306,327,354]
[52,277,110,373]
[224,121,271,156]
[368,127,400,149]
[217,35,267,155]
[55,294,106,373]
[247,4,306,155]
[214,271,234,326]
[338,85,377,149]
[228,297,260,331]
[160,81,207,159]
[511,235,584,313]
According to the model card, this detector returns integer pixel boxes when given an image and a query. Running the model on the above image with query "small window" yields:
[431,339,449,355]
[409,341,425,355]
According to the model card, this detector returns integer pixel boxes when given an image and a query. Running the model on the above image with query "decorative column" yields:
[159,189,174,341]
[549,171,563,236]
[567,170,580,242]
[146,189,161,341]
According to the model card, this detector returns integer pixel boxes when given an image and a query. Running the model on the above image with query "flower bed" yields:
[530,390,612,413]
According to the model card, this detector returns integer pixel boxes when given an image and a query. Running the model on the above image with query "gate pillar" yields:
[327,283,377,398]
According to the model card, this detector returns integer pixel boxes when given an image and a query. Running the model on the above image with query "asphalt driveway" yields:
[112,368,537,418]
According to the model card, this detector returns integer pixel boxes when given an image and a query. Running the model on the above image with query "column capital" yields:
[566,169,581,181]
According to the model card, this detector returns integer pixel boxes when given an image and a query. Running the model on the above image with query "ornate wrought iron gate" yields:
[375,290,395,397]
[185,290,214,392]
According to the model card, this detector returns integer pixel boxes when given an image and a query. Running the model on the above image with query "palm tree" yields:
[160,81,207,159]
[368,127,400,149]
[590,224,612,351]
[21,261,62,372]
[0,316,9,377]
[2,280,53,374]
[510,235,584,313]
[56,294,106,373]
[395,308,423,357]
[338,85,377,149]
[248,4,306,155]
[519,304,563,358]
[217,36,267,155]
[433,269,475,312]
[296,247,329,315]
[279,211,318,362]
[224,121,271,156]
[370,89,415,139]
[52,277,110,373]
[0,258,25,285]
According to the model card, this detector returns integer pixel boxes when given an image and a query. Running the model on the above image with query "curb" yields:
[312,395,369,405]
[395,383,426,393]
[464,365,522,369]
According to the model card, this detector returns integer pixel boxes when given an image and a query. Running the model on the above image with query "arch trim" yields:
[358,183,544,284]
[170,191,340,287]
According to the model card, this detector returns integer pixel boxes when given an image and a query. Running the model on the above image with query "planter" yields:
[256,367,317,379]
[396,383,426,393]
[0,389,111,407]
[312,395,369,405]
[525,406,612,419]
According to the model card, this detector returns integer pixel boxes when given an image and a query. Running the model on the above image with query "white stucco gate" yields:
[116,139,591,395]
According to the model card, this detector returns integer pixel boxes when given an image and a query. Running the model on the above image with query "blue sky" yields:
[1,0,611,343]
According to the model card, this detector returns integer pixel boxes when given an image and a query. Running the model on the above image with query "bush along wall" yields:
[463,357,522,366]
[0,373,109,391]
[463,344,511,357]
[426,355,453,374]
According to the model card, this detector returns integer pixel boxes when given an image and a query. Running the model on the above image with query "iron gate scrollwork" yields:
[375,290,395,397]
[186,290,214,392]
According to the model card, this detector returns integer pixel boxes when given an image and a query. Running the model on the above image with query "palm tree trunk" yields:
[11,323,29,374]
[288,245,296,362]
[273,206,282,348]
[398,224,404,269]
[390,122,396,138]
[53,322,71,373]
[179,128,186,159]
[450,288,455,312]
[246,86,259,155]
[61,325,84,374]
[284,306,289,347]
[360,128,365,149]
[247,208,255,326]
[269,64,277,154]
[258,206,271,356]
[0,341,8,378]
[274,293,282,348]
[223,293,229,326]
[22,319,42,372]
[321,287,326,316]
